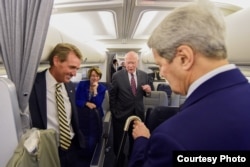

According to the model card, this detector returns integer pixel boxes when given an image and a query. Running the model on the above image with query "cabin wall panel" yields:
[41,26,63,62]
[226,7,250,65]
[62,34,106,63]
[41,26,106,64]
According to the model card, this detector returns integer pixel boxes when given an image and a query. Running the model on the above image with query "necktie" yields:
[131,73,136,96]
[55,83,71,150]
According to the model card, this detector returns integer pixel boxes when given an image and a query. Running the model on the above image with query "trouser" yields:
[58,136,91,167]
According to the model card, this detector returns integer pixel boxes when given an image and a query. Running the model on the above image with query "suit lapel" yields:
[123,69,130,86]
[64,83,74,104]
[123,70,134,95]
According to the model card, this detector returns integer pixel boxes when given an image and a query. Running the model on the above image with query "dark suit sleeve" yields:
[146,74,153,97]
[75,81,89,108]
[129,132,182,167]
[109,74,118,114]
[141,71,152,97]
[147,74,154,91]
[29,71,47,129]
[90,84,106,108]
[29,84,45,128]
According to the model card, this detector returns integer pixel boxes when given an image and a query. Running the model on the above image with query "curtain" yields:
[0,0,54,112]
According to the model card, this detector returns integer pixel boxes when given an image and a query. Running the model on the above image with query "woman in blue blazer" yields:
[75,67,106,117]
[75,67,106,158]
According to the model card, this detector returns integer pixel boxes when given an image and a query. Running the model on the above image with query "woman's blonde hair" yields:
[87,67,102,79]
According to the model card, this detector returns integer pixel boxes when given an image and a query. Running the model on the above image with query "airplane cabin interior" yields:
[0,0,250,167]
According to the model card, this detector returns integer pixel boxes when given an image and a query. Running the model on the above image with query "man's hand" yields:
[142,84,151,94]
[132,120,150,140]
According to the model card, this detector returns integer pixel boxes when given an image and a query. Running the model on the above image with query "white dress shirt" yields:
[45,70,74,141]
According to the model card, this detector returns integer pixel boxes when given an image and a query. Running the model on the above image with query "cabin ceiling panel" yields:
[52,0,246,53]
[50,11,117,41]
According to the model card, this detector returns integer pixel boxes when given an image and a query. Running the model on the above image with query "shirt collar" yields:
[187,64,236,98]
[46,69,58,89]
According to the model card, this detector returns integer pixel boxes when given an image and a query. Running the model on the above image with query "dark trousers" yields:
[58,137,91,167]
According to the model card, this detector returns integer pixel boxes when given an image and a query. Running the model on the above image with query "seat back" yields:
[99,82,112,92]
[76,82,112,166]
[90,90,112,167]
[157,83,172,105]
[143,91,168,113]
[90,111,112,167]
[145,106,179,132]
[102,90,110,115]
[78,107,103,162]
[170,93,186,107]
[179,95,186,106]
[90,87,112,167]
[0,77,23,167]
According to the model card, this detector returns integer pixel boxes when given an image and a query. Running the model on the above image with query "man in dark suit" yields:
[110,51,151,166]
[111,59,118,79]
[117,61,125,71]
[129,1,250,167]
[29,43,88,167]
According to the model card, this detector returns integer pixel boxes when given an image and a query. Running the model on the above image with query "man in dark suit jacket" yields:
[129,1,250,167]
[110,51,151,167]
[29,43,88,167]
[111,59,118,79]
[117,61,125,71]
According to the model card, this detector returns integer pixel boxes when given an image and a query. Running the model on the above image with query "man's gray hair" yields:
[148,0,227,60]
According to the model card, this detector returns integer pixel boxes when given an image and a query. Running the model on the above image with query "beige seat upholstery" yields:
[102,90,110,115]
[91,90,112,167]
[170,93,186,107]
[143,91,168,113]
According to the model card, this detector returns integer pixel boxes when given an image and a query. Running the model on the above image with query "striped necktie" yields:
[55,83,71,150]
[131,73,136,96]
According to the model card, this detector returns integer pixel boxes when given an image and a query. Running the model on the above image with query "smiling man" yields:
[29,43,88,167]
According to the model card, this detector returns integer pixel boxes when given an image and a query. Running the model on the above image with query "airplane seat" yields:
[99,82,112,92]
[78,107,103,164]
[102,90,110,116]
[88,85,112,167]
[0,77,23,167]
[145,106,179,132]
[152,81,168,91]
[157,83,172,105]
[147,73,155,90]
[143,91,168,115]
[90,111,112,167]
[90,90,112,167]
[66,81,112,166]
[170,93,186,107]
[170,93,181,107]
[153,82,161,90]
[179,95,186,106]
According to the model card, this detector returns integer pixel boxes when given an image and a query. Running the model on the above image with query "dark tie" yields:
[131,73,136,96]
[55,83,71,150]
